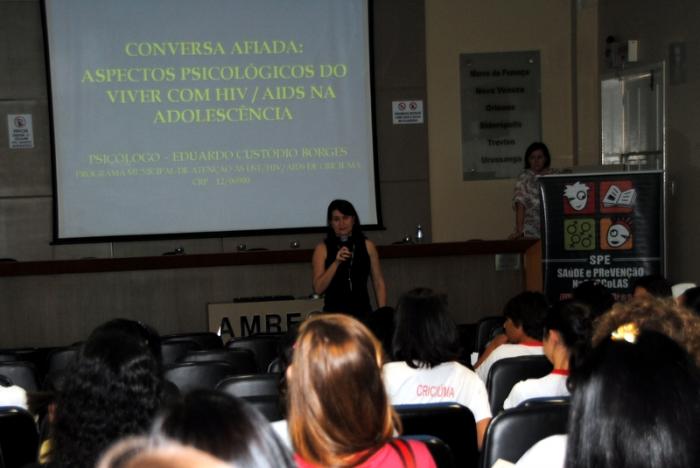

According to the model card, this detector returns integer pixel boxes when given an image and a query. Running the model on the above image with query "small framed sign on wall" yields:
[459,51,541,180]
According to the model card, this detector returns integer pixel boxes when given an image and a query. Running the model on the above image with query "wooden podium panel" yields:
[208,297,324,340]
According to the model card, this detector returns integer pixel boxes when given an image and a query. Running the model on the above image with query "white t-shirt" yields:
[475,343,544,383]
[271,419,292,450]
[502,371,570,409]
[383,361,492,423]
[515,434,567,468]
[0,385,28,410]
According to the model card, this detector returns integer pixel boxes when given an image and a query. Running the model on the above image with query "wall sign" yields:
[540,171,664,302]
[7,114,35,149]
[459,51,541,180]
[392,100,424,124]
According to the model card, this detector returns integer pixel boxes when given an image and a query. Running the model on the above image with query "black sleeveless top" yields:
[323,235,372,318]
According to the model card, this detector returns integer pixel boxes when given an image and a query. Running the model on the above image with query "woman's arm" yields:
[476,417,490,450]
[473,333,508,369]
[508,203,526,239]
[366,240,387,308]
[312,242,350,295]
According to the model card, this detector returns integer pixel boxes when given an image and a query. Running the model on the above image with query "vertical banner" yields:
[540,171,664,302]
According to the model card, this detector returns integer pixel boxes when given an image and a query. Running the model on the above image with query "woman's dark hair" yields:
[566,330,700,468]
[503,291,549,341]
[543,300,592,371]
[523,141,551,170]
[151,390,293,468]
[572,281,615,320]
[365,306,396,359]
[325,199,364,239]
[51,319,163,468]
[392,288,460,368]
[682,286,700,317]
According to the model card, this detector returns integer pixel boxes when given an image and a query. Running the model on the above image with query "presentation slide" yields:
[44,0,378,240]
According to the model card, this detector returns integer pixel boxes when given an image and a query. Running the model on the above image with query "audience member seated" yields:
[503,300,591,409]
[287,314,436,467]
[564,328,699,468]
[632,274,672,299]
[571,280,615,320]
[593,297,700,365]
[47,319,164,468]
[383,287,491,448]
[515,298,700,468]
[147,389,293,468]
[475,291,548,382]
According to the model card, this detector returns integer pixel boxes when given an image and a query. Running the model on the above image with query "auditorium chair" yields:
[217,373,283,421]
[161,339,202,365]
[161,332,223,350]
[474,316,505,355]
[394,403,479,468]
[479,400,570,468]
[178,348,257,375]
[486,355,552,414]
[0,362,39,392]
[163,361,241,393]
[216,372,280,399]
[226,333,283,372]
[47,346,80,375]
[0,407,39,468]
[402,435,455,468]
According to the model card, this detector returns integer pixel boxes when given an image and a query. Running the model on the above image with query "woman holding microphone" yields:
[312,199,386,320]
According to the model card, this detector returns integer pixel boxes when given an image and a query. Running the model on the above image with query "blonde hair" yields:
[592,297,700,367]
[288,314,399,467]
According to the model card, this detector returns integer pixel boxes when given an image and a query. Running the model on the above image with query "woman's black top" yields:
[323,235,372,319]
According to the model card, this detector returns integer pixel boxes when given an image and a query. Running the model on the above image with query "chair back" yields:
[240,395,283,422]
[47,346,79,375]
[163,361,240,393]
[161,332,223,350]
[402,435,455,468]
[395,403,478,468]
[0,407,39,468]
[226,334,282,372]
[474,316,504,355]
[518,396,570,408]
[178,349,257,375]
[0,362,39,392]
[217,373,283,422]
[486,355,552,414]
[216,372,280,399]
[161,340,202,365]
[479,401,569,468]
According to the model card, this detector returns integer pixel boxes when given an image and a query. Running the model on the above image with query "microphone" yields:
[339,235,354,255]
[339,235,353,291]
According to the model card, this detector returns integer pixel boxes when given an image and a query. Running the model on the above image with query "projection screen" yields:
[44,0,379,241]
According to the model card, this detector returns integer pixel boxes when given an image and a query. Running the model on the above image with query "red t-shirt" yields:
[295,439,436,468]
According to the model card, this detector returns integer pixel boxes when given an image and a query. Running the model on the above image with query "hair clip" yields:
[610,322,639,344]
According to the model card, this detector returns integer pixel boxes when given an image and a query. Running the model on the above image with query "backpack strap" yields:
[388,438,416,468]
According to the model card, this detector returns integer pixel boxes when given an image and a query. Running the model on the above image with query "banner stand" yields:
[539,170,665,302]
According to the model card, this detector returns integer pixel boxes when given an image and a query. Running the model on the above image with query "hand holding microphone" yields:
[336,235,354,264]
